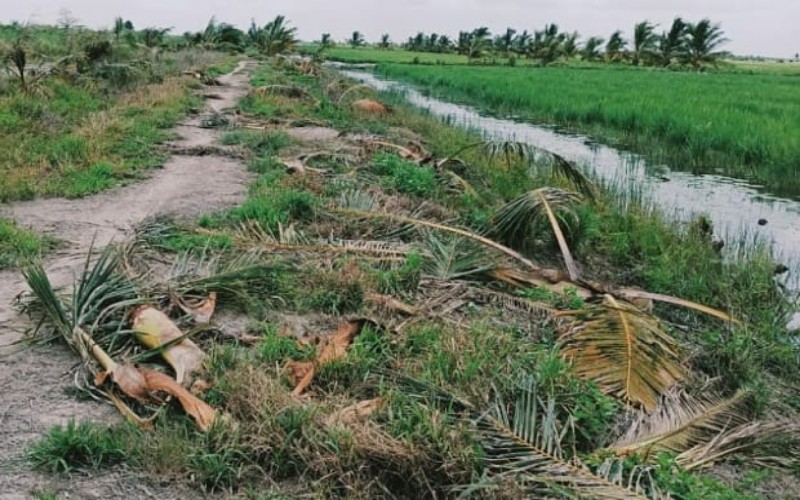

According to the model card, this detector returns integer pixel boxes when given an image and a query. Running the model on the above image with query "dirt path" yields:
[0,60,256,499]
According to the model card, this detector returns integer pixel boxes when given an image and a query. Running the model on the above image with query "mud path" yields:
[0,60,255,499]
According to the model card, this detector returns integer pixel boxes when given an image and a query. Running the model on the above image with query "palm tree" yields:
[378,33,391,49]
[581,36,604,61]
[632,21,658,65]
[495,28,516,55]
[467,34,490,61]
[254,15,297,55]
[437,35,453,53]
[531,24,564,65]
[140,27,171,48]
[113,17,126,41]
[320,33,333,48]
[605,30,627,62]
[513,30,531,56]
[684,19,728,70]
[348,31,366,48]
[456,31,472,55]
[561,31,580,59]
[658,17,687,67]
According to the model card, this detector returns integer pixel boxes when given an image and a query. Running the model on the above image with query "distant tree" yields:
[437,35,453,53]
[605,30,627,62]
[684,19,727,69]
[253,15,297,55]
[456,31,472,55]
[467,27,491,61]
[1,29,30,90]
[657,17,687,66]
[123,20,134,31]
[531,24,565,65]
[495,28,516,55]
[140,27,171,48]
[378,33,391,49]
[562,31,580,58]
[348,31,366,48]
[632,21,658,65]
[113,17,126,41]
[58,9,79,30]
[320,33,333,48]
[512,30,531,56]
[582,36,605,61]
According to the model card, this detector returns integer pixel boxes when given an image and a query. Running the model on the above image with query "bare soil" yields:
[0,61,255,499]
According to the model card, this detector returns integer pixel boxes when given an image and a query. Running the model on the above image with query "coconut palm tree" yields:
[348,31,366,48]
[251,15,297,55]
[378,33,391,49]
[561,31,580,59]
[320,33,333,48]
[658,17,687,67]
[437,35,453,53]
[495,28,516,55]
[582,36,604,61]
[140,27,171,48]
[605,30,627,62]
[684,19,728,70]
[513,30,531,56]
[632,21,658,65]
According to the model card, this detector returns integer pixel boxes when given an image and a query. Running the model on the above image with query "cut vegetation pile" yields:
[21,57,799,498]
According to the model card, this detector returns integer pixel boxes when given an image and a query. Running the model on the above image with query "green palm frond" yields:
[387,372,647,498]
[493,187,583,280]
[556,295,686,411]
[443,140,596,197]
[421,232,491,281]
[23,245,141,360]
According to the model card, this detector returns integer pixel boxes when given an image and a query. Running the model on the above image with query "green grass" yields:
[377,64,800,195]
[0,218,53,269]
[29,420,128,474]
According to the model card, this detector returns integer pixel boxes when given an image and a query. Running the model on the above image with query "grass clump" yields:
[373,152,437,198]
[0,219,53,269]
[29,420,127,474]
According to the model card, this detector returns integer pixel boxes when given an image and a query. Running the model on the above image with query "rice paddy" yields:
[376,64,800,195]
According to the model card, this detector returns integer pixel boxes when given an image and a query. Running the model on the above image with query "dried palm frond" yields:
[388,372,647,498]
[608,390,799,470]
[493,187,583,281]
[335,84,373,105]
[439,170,480,198]
[421,232,491,281]
[610,390,750,459]
[557,295,686,411]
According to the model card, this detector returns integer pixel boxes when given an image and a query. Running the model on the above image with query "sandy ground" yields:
[0,61,255,499]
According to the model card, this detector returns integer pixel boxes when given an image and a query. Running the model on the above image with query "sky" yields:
[2,0,798,58]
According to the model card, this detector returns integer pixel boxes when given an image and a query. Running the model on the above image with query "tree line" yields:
[333,18,729,69]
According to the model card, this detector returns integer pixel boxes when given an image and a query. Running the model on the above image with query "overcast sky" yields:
[3,1,798,58]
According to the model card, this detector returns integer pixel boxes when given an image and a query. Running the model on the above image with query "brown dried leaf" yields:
[142,369,217,432]
[287,321,364,396]
[287,360,316,396]
[352,99,389,115]
[173,292,217,324]
[132,306,206,385]
[365,293,418,316]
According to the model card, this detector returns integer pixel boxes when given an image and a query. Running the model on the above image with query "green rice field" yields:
[376,64,800,194]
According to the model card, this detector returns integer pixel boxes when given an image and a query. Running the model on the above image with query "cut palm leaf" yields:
[131,306,205,385]
[557,295,686,411]
[608,390,750,460]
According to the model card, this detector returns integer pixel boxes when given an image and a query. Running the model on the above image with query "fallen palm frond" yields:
[23,245,141,355]
[608,390,800,470]
[610,390,750,459]
[493,188,583,281]
[440,140,596,197]
[439,170,480,198]
[388,373,648,498]
[421,232,492,281]
[253,84,320,105]
[22,248,215,430]
[557,295,686,411]
[335,84,373,105]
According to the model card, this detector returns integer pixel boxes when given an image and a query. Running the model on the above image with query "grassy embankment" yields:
[0,26,237,268]
[25,60,798,498]
[375,64,800,196]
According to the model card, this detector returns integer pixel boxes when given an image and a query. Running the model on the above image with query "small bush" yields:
[373,153,437,197]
